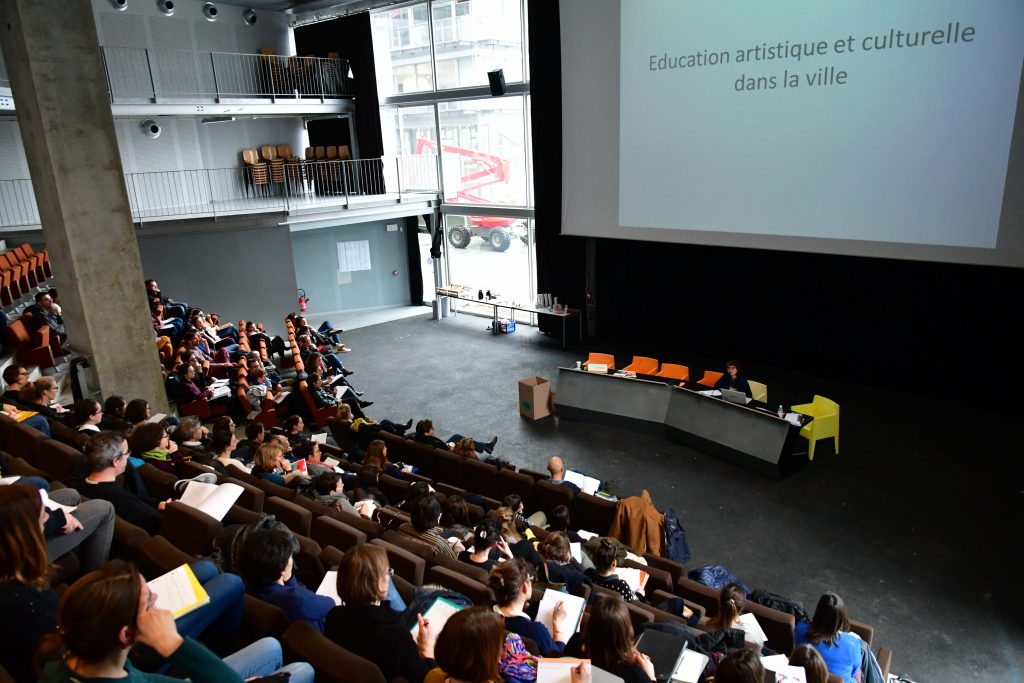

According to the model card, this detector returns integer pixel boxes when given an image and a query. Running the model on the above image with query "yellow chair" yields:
[656,363,689,382]
[748,380,768,403]
[790,395,839,460]
[622,356,659,375]
[582,352,615,371]
[696,370,724,388]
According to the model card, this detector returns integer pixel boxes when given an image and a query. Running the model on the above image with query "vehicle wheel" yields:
[448,227,471,248]
[490,229,511,252]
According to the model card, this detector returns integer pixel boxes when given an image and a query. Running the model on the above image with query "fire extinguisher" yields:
[298,288,308,313]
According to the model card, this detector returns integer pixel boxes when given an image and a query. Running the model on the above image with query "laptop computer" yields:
[635,629,688,683]
[719,388,750,405]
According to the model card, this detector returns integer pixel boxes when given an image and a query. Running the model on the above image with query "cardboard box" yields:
[518,375,551,420]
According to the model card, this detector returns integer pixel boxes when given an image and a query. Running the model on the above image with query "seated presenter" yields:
[714,360,752,398]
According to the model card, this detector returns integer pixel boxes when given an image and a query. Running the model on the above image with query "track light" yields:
[242,8,257,25]
[109,0,128,11]
[202,2,218,21]
[156,0,174,16]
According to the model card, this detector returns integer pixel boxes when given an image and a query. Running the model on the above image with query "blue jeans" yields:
[22,414,52,438]
[177,561,244,649]
[14,475,49,491]
[321,351,345,373]
[386,577,407,612]
[318,320,342,344]
[224,637,314,683]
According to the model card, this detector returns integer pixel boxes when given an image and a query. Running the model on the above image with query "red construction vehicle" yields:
[415,137,527,251]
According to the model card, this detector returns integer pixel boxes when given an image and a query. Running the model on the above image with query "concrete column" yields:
[0,0,168,410]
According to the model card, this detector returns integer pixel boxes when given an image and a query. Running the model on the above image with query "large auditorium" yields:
[0,1,1021,682]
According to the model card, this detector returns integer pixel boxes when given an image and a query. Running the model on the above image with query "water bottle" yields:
[778,404,785,418]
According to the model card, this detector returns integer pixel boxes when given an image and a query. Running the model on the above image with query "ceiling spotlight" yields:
[242,8,257,25]
[156,0,174,16]
[202,2,218,21]
[109,0,128,11]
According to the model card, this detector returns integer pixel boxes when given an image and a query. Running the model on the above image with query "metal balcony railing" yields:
[102,47,353,101]
[0,155,439,227]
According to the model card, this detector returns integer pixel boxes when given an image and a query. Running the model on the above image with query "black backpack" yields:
[663,507,692,563]
[749,588,810,623]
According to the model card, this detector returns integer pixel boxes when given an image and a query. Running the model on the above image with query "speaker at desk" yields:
[487,69,507,97]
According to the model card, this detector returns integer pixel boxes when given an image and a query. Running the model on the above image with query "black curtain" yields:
[295,13,384,158]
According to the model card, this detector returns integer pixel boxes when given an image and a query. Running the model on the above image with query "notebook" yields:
[564,470,601,495]
[635,628,688,683]
[535,587,586,636]
[149,564,210,619]
[177,481,244,521]
[409,596,464,652]
[536,659,625,683]
[316,570,342,606]
[616,567,650,595]
[672,650,709,683]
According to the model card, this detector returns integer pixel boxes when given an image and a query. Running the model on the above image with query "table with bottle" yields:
[553,366,812,478]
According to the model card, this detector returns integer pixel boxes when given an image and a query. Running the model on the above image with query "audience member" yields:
[537,531,591,595]
[307,471,362,516]
[439,495,473,543]
[129,422,184,476]
[325,546,430,683]
[18,377,68,418]
[81,432,167,535]
[398,492,463,559]
[789,644,830,683]
[412,419,497,454]
[429,607,510,683]
[251,443,308,487]
[74,399,103,433]
[238,528,334,633]
[123,399,153,427]
[295,315,347,351]
[173,416,209,449]
[145,279,187,319]
[563,594,655,683]
[458,518,513,572]
[235,421,265,463]
[547,504,584,542]
[0,484,63,682]
[36,559,310,683]
[23,291,68,345]
[715,648,764,683]
[585,538,634,601]
[451,436,478,460]
[706,583,766,649]
[546,456,580,496]
[795,592,862,683]
[494,507,542,567]
[207,430,249,474]
[2,364,30,402]
[490,558,568,655]
[99,395,129,431]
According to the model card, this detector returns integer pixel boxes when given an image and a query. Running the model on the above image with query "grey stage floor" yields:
[335,312,1023,682]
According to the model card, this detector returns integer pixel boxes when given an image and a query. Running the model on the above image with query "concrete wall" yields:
[137,221,298,335]
[290,218,411,313]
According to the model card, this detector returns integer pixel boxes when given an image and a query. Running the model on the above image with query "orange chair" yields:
[622,356,659,375]
[581,352,615,371]
[696,370,724,388]
[656,363,689,382]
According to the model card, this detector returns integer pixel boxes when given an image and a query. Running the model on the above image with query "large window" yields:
[372,0,524,97]
[373,1,533,308]
[438,96,527,206]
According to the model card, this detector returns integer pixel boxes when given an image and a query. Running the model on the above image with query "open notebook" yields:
[409,597,465,653]
[148,564,210,619]
[177,481,244,521]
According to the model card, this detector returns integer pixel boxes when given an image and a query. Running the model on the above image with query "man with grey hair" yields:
[80,431,169,534]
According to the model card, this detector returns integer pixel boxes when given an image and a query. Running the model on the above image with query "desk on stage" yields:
[553,367,807,478]
[437,294,582,348]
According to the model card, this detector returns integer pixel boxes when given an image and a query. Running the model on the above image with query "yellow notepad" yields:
[14,410,39,423]
[148,564,211,619]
